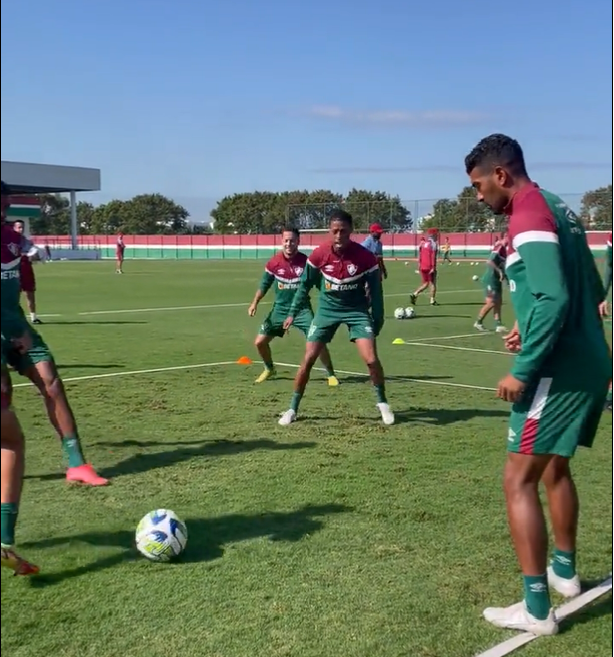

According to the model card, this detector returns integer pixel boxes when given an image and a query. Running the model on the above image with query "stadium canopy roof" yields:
[1,160,101,194]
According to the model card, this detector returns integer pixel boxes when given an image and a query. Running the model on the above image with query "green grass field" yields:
[1,259,612,657]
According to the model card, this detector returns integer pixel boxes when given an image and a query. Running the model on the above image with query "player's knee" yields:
[503,453,549,493]
[0,408,24,450]
[542,456,572,488]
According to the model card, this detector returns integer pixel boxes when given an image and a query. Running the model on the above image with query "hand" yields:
[11,331,32,354]
[282,316,294,331]
[248,303,257,317]
[382,270,388,280]
[598,300,609,317]
[503,326,521,353]
[497,373,526,403]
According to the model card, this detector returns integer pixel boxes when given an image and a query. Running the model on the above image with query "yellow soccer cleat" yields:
[327,375,340,387]
[1,545,39,576]
[255,368,276,384]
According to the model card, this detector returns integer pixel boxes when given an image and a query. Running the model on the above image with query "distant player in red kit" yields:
[12,220,42,324]
[410,228,439,305]
[116,233,125,273]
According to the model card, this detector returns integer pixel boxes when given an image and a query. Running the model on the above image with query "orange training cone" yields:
[236,356,253,365]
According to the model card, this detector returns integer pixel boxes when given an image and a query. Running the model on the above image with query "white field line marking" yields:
[403,341,511,356]
[415,333,492,342]
[39,288,482,318]
[474,574,613,657]
[276,362,496,392]
[12,359,496,393]
[12,361,237,388]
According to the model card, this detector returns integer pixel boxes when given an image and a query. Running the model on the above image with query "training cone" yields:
[236,356,253,365]
[392,338,406,345]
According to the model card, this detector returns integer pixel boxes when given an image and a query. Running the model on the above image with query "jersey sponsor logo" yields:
[277,282,299,290]
[324,281,360,292]
[1,269,20,280]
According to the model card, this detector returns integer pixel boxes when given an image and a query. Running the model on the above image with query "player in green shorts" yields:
[474,236,508,333]
[599,232,612,410]
[1,182,107,487]
[278,210,394,426]
[465,135,611,636]
[248,227,338,385]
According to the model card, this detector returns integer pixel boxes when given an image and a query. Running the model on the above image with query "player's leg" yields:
[254,313,284,383]
[1,365,38,575]
[354,337,394,425]
[293,310,338,386]
[116,253,123,273]
[410,272,429,305]
[14,332,108,486]
[21,263,41,324]
[428,271,438,305]
[278,341,326,425]
[474,294,494,331]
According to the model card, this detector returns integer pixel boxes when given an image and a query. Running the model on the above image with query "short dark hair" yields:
[464,134,527,176]
[12,219,24,226]
[329,209,353,228]
[281,226,299,238]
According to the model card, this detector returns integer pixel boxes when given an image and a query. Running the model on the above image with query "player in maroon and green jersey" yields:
[1,182,107,487]
[601,232,612,410]
[278,210,394,426]
[248,227,338,385]
[465,135,611,636]
[474,236,508,333]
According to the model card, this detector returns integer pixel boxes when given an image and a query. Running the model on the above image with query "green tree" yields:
[421,186,502,232]
[211,192,286,234]
[31,194,70,234]
[343,188,412,232]
[122,194,190,234]
[286,190,344,230]
[76,201,97,234]
[580,184,612,229]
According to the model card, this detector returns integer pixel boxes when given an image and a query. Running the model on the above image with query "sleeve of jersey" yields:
[366,268,384,332]
[511,224,569,382]
[288,260,320,316]
[258,267,275,295]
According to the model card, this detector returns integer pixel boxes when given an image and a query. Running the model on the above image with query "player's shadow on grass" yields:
[558,589,612,635]
[338,374,452,385]
[358,407,508,425]
[25,438,317,482]
[23,503,352,586]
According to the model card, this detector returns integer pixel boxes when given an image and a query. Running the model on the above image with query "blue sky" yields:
[1,0,612,220]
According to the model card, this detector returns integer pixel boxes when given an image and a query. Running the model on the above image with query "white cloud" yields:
[306,105,490,126]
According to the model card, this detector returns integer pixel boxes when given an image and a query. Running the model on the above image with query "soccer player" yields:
[248,227,339,385]
[410,228,438,305]
[278,210,394,426]
[1,182,108,486]
[116,232,125,273]
[361,223,388,279]
[600,232,612,410]
[1,342,39,575]
[464,134,610,636]
[474,236,508,333]
[12,220,42,325]
[440,237,452,264]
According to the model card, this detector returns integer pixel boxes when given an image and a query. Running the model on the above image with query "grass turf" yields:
[1,259,611,657]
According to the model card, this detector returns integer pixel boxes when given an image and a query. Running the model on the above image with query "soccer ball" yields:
[394,307,406,319]
[405,307,416,319]
[472,275,479,281]
[135,509,188,562]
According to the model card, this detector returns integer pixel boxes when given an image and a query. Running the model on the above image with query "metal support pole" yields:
[69,190,77,250]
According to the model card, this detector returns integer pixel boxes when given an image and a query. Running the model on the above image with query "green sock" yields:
[523,574,551,620]
[264,361,274,371]
[551,548,576,579]
[62,434,86,468]
[607,386,612,402]
[1,503,19,546]
[374,383,387,404]
[325,366,336,377]
[476,317,483,324]
[290,391,303,413]
[495,319,502,326]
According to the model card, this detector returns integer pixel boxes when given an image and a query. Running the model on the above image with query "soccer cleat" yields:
[32,318,43,325]
[473,321,489,332]
[327,375,340,387]
[483,600,558,636]
[495,325,508,333]
[255,368,277,383]
[377,402,395,425]
[409,294,417,306]
[547,566,581,598]
[66,464,109,486]
[430,299,438,306]
[1,545,39,576]
[278,409,297,426]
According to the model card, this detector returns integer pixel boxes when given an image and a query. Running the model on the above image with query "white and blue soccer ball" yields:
[404,307,416,319]
[135,509,188,562]
[394,307,406,319]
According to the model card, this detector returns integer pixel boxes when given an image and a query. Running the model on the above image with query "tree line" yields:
[27,184,612,235]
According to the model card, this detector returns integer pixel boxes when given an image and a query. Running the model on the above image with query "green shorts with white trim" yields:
[507,372,610,458]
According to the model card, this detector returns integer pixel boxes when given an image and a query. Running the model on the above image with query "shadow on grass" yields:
[389,407,508,425]
[337,374,452,385]
[24,503,352,586]
[44,320,148,325]
[57,363,125,370]
[559,588,612,635]
[25,438,317,482]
